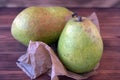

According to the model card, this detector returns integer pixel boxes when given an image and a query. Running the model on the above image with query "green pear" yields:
[11,6,73,46]
[58,16,103,73]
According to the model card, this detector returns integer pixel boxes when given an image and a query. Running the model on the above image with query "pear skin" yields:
[58,17,103,73]
[11,6,73,46]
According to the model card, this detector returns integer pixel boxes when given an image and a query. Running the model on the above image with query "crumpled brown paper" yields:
[88,12,100,32]
[16,12,100,80]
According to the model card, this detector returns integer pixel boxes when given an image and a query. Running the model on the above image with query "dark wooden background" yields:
[0,2,120,80]
[0,0,120,8]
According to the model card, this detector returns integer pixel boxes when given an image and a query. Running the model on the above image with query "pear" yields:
[11,6,73,46]
[58,16,103,73]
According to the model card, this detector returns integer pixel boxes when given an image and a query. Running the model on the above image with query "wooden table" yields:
[0,7,120,80]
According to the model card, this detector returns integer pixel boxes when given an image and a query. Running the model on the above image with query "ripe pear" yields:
[58,16,103,73]
[11,6,73,46]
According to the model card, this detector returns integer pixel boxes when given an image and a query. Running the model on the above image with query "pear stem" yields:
[72,13,82,22]
[78,16,82,22]
[72,13,78,17]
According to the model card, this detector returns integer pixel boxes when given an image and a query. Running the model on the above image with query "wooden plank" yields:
[1,28,120,48]
[0,47,119,70]
[0,8,120,80]
[0,71,50,80]
[0,0,120,8]
[0,8,120,52]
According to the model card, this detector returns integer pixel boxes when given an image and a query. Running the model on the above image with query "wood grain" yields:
[0,0,120,8]
[0,7,120,80]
